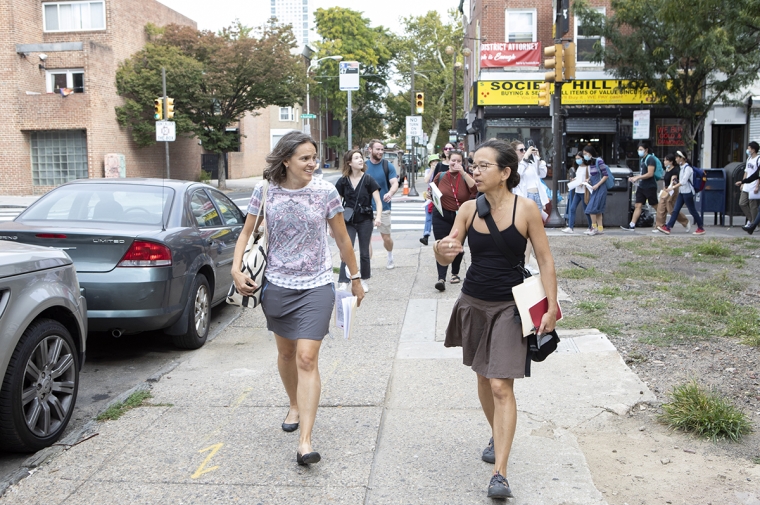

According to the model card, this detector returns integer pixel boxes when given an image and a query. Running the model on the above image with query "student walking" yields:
[561,153,591,233]
[736,141,759,226]
[582,146,609,235]
[335,149,383,292]
[653,153,690,232]
[739,163,760,234]
[436,138,558,499]
[621,141,659,231]
[657,150,706,235]
[231,131,365,467]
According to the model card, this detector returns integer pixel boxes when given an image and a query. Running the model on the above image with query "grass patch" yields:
[694,240,732,257]
[557,314,621,335]
[639,315,714,346]
[557,314,587,329]
[613,261,669,281]
[96,390,169,421]
[557,266,598,279]
[332,267,340,274]
[596,319,623,336]
[660,381,753,441]
[592,285,621,297]
[723,308,760,344]
[577,301,606,313]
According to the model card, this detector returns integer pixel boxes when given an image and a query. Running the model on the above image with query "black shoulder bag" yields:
[343,174,365,224]
[475,195,560,364]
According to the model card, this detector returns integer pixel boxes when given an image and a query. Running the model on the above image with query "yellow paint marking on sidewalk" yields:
[202,387,253,442]
[191,443,223,479]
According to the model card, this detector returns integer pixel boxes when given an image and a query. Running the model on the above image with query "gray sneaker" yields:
[481,437,495,463]
[487,472,512,499]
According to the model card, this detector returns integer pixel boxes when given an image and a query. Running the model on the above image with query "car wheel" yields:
[172,274,210,350]
[0,318,79,452]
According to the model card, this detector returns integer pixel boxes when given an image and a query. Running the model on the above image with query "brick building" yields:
[461,0,703,176]
[0,0,201,196]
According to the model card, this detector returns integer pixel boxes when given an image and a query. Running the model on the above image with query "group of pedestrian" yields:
[561,145,610,235]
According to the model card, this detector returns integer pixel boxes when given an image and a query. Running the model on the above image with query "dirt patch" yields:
[552,234,760,502]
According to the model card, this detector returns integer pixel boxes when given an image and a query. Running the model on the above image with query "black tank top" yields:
[462,196,528,301]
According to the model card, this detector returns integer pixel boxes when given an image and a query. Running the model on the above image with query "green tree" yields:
[574,0,760,159]
[386,10,464,154]
[312,7,395,165]
[116,21,306,188]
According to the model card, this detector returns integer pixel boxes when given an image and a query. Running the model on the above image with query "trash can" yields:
[695,168,726,226]
[576,165,632,227]
[724,162,746,226]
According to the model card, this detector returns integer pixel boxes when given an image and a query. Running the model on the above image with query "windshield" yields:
[19,184,175,226]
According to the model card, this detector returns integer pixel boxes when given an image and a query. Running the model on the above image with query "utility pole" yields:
[409,59,418,196]
[162,67,170,178]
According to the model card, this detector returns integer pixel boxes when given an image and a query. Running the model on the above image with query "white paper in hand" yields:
[334,287,358,339]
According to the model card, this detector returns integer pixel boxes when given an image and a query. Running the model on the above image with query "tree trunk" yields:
[426,90,448,153]
[217,152,227,190]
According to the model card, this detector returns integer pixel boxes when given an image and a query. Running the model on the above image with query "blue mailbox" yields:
[695,168,726,226]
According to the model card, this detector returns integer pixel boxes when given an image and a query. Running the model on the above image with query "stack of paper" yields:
[334,287,358,339]
[429,182,444,216]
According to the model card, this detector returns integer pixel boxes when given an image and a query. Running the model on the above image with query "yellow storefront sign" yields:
[477,80,659,106]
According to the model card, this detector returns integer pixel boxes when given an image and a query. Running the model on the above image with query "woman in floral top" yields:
[232,131,364,466]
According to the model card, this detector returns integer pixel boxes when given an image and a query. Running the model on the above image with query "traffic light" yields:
[153,98,163,120]
[543,43,564,83]
[166,97,175,119]
[537,82,551,107]
[563,42,576,80]
[415,92,424,114]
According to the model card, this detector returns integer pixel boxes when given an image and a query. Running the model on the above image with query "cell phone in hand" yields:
[526,140,535,163]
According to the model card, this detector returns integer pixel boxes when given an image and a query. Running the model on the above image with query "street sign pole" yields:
[162,67,170,178]
[339,61,360,153]
[347,90,352,151]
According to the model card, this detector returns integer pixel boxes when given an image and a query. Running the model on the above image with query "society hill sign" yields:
[476,80,661,106]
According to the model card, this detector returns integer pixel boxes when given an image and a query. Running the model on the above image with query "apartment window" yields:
[46,69,84,93]
[279,107,294,121]
[505,9,536,43]
[31,131,88,186]
[43,1,105,32]
[575,8,605,65]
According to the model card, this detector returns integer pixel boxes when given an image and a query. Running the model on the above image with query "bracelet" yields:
[350,271,361,280]
[433,240,441,254]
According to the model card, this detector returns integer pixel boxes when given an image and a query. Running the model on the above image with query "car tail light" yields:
[36,233,67,239]
[117,240,172,267]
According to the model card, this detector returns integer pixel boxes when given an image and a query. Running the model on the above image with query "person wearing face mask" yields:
[657,151,706,235]
[582,145,609,235]
[561,153,592,233]
[735,141,760,226]
[654,153,690,232]
[622,142,659,231]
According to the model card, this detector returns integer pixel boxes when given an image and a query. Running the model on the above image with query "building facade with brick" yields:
[0,0,201,196]
[461,0,725,176]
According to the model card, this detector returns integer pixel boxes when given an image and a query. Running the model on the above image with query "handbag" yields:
[475,195,562,362]
[226,181,269,308]
[343,175,365,223]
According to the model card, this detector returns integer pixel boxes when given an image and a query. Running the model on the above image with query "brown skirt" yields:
[445,292,528,379]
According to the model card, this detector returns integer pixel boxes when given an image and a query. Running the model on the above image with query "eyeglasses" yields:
[471,162,500,172]
[443,147,452,151]
[517,148,526,152]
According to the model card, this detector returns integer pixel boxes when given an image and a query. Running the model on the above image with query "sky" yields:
[158,0,457,35]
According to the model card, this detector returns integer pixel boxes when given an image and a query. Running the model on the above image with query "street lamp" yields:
[445,46,471,132]
[305,55,343,134]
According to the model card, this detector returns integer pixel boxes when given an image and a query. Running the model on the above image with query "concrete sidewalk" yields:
[0,235,660,505]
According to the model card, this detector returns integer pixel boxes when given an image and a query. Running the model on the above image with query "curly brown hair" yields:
[263,131,317,185]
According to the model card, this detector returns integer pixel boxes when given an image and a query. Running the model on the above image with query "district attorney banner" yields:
[481,42,541,68]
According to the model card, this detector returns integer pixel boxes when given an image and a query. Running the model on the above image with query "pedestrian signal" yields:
[537,83,551,107]
[154,98,163,120]
[415,92,424,114]
[543,44,564,83]
[166,97,175,119]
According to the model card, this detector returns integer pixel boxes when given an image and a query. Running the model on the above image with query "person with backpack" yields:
[561,153,592,234]
[621,141,660,231]
[582,145,610,235]
[365,139,400,269]
[657,150,706,235]
[653,153,690,232]
[735,141,759,226]
[335,149,383,292]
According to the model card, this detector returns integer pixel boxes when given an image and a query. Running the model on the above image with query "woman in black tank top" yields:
[432,139,558,500]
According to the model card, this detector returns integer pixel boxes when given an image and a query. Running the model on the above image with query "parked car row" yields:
[0,178,246,451]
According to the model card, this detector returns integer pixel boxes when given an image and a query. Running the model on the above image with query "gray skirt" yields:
[445,292,528,379]
[261,281,335,340]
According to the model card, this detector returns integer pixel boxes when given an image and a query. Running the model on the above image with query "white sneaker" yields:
[588,229,598,236]
[361,280,369,293]
[561,227,574,234]
[386,257,395,270]
[584,229,595,235]
[684,220,691,233]
[652,228,661,233]
[337,282,349,291]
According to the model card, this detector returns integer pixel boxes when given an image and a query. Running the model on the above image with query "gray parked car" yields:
[0,179,244,349]
[0,242,87,452]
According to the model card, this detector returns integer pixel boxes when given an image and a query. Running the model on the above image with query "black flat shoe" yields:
[281,410,299,432]
[297,451,321,465]
[435,279,446,292]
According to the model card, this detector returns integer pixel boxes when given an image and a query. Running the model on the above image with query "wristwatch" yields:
[350,272,361,280]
